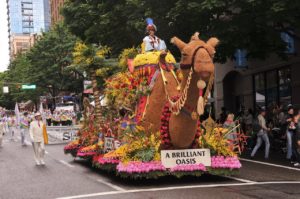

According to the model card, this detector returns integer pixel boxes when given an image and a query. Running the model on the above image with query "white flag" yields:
[14,102,20,126]
[39,102,46,124]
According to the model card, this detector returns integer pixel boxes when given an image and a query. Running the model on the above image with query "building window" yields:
[280,32,295,54]
[234,49,248,69]
[254,73,265,108]
[253,67,292,110]
[278,68,292,106]
[266,70,278,106]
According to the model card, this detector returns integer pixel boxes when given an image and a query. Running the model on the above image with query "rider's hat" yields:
[146,18,157,32]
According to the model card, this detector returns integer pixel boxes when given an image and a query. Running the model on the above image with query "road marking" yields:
[59,160,75,168]
[240,158,300,172]
[56,181,300,199]
[45,151,49,154]
[96,179,126,191]
[223,176,256,183]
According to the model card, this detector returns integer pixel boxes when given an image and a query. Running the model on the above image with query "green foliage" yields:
[117,171,167,179]
[207,168,239,176]
[0,23,83,109]
[118,47,139,71]
[93,162,117,173]
[130,147,156,162]
[62,0,300,62]
[26,23,83,96]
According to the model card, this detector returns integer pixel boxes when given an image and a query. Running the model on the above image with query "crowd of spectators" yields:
[218,104,300,167]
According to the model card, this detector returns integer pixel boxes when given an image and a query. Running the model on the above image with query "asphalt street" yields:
[1,133,300,199]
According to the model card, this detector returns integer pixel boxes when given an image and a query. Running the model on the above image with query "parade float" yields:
[64,29,247,178]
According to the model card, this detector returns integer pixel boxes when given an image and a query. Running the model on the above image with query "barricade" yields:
[46,125,81,144]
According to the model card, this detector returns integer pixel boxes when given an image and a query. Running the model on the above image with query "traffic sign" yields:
[3,86,9,93]
[21,84,36,90]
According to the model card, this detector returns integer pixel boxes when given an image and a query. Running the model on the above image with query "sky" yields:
[0,1,9,72]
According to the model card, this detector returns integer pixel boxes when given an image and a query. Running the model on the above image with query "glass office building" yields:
[7,0,51,34]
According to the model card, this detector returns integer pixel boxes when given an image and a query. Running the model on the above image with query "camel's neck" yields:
[180,69,200,113]
[168,68,201,148]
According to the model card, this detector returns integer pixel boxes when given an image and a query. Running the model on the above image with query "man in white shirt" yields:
[143,18,167,52]
[29,112,46,166]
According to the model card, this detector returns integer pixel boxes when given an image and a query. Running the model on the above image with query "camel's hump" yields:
[133,51,176,67]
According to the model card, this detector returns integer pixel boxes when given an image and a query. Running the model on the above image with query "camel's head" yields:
[171,32,219,81]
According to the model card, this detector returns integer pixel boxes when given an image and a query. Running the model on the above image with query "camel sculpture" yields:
[141,32,219,149]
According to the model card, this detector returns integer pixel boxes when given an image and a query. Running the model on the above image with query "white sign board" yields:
[104,137,114,152]
[161,149,211,168]
[46,125,80,144]
[3,86,9,93]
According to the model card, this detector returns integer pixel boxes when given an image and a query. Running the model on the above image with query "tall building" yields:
[7,0,51,59]
[50,0,64,25]
[214,32,300,116]
[10,33,37,59]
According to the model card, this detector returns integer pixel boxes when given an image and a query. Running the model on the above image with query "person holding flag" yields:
[29,112,48,166]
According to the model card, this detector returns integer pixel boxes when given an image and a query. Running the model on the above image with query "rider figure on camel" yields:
[143,18,167,52]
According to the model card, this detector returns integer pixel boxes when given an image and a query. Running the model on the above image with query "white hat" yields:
[34,112,41,117]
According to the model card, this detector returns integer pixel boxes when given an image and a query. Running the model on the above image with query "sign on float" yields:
[161,149,211,168]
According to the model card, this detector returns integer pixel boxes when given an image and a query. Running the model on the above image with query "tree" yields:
[72,41,112,128]
[26,23,83,108]
[62,0,300,62]
[0,23,83,110]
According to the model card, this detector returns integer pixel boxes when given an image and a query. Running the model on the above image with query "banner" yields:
[46,125,80,144]
[161,149,211,168]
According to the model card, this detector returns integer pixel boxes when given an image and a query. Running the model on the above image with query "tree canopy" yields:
[0,23,83,109]
[62,0,300,62]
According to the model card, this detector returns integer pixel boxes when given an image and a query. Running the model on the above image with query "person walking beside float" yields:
[29,112,48,166]
[250,108,271,159]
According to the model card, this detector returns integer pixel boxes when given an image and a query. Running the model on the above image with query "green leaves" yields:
[0,23,83,109]
[62,0,299,62]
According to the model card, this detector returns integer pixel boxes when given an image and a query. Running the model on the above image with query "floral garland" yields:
[77,143,102,158]
[64,140,81,157]
[211,156,241,169]
[170,163,206,172]
[160,96,202,149]
[117,161,166,174]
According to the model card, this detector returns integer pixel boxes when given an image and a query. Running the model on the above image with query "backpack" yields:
[252,116,262,133]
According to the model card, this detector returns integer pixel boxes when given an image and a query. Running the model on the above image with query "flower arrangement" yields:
[170,164,207,172]
[211,156,241,169]
[93,155,120,172]
[118,47,139,71]
[170,164,207,178]
[199,117,248,157]
[116,161,166,179]
[105,72,150,111]
[118,126,161,163]
[77,142,103,158]
[64,139,81,157]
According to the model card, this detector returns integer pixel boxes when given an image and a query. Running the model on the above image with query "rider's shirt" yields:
[143,35,166,52]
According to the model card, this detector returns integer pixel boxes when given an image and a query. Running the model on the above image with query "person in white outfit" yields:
[29,112,46,166]
[8,114,16,141]
[143,18,167,52]
[0,120,4,147]
[20,112,30,146]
